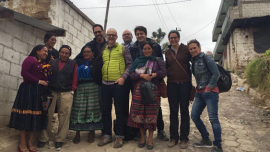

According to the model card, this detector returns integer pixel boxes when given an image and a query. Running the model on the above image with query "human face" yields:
[83,47,94,61]
[143,44,153,57]
[46,36,56,49]
[135,30,147,43]
[106,29,118,46]
[189,43,202,57]
[93,26,104,42]
[169,33,180,47]
[122,30,133,44]
[59,48,70,62]
[36,47,48,60]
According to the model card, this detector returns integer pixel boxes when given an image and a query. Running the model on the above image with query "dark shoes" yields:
[157,130,169,141]
[88,131,95,143]
[138,141,146,148]
[167,139,177,148]
[37,141,46,148]
[211,146,223,152]
[73,136,80,144]
[193,139,213,148]
[55,142,63,149]
[147,143,154,150]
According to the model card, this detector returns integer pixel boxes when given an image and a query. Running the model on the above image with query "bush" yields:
[245,51,270,92]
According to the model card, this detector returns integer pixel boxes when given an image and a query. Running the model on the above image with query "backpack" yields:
[202,55,232,93]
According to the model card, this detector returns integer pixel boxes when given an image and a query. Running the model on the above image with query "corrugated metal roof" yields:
[64,0,95,26]
[0,6,66,36]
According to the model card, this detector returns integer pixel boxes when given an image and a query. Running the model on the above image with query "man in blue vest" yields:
[98,28,133,148]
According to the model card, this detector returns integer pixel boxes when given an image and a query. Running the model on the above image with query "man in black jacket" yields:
[129,26,168,141]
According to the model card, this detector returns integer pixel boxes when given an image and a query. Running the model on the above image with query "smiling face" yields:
[168,33,180,47]
[36,46,48,60]
[135,30,147,43]
[83,47,94,61]
[188,43,202,57]
[106,29,118,46]
[122,30,133,44]
[93,26,104,42]
[143,44,153,57]
[59,48,70,62]
[46,36,56,49]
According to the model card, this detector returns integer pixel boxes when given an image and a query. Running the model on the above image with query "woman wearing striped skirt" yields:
[9,45,51,152]
[70,45,103,144]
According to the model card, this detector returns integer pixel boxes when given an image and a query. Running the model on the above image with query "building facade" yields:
[212,0,270,73]
[0,0,95,125]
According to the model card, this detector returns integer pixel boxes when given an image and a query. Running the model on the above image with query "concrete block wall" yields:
[0,20,47,126]
[49,0,95,59]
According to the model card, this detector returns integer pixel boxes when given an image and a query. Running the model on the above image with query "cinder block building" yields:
[0,0,95,125]
[212,0,270,73]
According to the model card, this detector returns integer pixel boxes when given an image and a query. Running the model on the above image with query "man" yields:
[98,28,133,148]
[129,26,169,141]
[38,45,78,150]
[122,29,134,48]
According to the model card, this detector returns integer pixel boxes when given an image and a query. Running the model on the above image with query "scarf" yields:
[129,56,156,72]
[38,60,52,77]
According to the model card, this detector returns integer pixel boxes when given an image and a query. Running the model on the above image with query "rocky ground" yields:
[0,85,269,152]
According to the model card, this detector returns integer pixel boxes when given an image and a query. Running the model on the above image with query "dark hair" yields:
[59,45,72,56]
[134,26,147,35]
[29,44,46,58]
[83,45,93,53]
[92,24,103,32]
[44,33,56,44]
[141,41,157,56]
[168,30,180,38]
[187,39,201,48]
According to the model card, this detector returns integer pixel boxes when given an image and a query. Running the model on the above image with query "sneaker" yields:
[193,139,212,148]
[55,142,63,150]
[97,136,112,147]
[167,139,177,148]
[211,146,223,152]
[114,137,123,148]
[157,130,169,141]
[37,141,46,148]
[180,140,188,149]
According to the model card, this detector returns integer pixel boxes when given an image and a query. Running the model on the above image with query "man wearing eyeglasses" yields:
[129,26,169,141]
[98,28,133,148]
[122,30,134,49]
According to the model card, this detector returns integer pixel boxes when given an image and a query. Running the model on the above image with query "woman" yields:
[44,33,59,63]
[8,45,51,152]
[128,41,166,150]
[70,45,103,144]
[165,30,192,149]
[188,39,222,152]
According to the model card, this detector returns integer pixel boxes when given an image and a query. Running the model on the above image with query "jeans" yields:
[168,82,191,141]
[191,92,222,147]
[101,84,126,138]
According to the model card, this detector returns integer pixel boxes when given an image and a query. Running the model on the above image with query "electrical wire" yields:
[79,0,191,9]
[154,0,168,32]
[152,0,166,32]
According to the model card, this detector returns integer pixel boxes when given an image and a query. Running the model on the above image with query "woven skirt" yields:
[69,82,103,131]
[8,83,47,131]
[127,80,160,130]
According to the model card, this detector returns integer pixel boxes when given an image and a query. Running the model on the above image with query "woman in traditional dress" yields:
[44,33,59,63]
[8,45,51,152]
[127,41,166,150]
[70,45,103,144]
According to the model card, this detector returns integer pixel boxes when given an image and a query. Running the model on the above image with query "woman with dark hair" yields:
[44,33,59,63]
[165,30,192,149]
[8,45,52,152]
[188,39,222,152]
[69,45,103,144]
[127,41,166,150]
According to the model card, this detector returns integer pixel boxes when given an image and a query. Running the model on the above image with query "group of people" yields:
[8,24,222,152]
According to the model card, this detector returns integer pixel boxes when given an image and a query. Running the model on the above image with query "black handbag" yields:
[140,81,156,105]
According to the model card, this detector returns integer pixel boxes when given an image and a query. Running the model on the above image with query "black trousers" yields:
[125,78,165,133]
[168,82,192,141]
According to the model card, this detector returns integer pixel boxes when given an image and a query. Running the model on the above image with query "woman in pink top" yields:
[8,45,52,152]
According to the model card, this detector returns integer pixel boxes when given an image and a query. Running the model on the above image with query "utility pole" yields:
[104,0,110,32]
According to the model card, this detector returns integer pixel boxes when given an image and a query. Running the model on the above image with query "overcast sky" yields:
[71,0,221,52]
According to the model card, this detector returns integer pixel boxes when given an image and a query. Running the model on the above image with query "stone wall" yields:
[0,20,47,125]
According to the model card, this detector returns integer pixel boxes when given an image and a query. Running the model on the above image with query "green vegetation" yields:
[245,49,270,92]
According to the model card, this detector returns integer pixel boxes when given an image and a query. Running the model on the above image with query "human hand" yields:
[115,77,125,85]
[39,80,48,86]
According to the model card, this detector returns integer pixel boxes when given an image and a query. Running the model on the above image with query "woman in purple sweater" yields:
[127,41,166,150]
[9,45,51,152]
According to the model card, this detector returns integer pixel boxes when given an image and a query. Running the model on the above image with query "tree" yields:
[152,28,166,44]
[161,42,169,53]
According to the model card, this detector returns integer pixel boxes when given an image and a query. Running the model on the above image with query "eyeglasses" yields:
[94,31,102,34]
[169,37,179,40]
[123,33,131,36]
[107,34,117,37]
[83,51,92,54]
